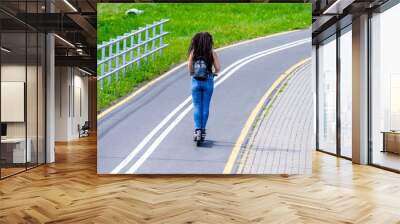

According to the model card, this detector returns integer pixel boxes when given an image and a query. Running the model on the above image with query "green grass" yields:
[97,3,311,112]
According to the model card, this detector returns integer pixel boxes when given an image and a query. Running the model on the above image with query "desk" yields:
[1,138,31,163]
[382,131,400,154]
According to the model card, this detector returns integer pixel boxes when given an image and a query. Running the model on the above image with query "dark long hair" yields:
[188,32,214,70]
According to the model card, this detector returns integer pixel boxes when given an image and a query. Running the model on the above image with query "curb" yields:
[222,57,311,174]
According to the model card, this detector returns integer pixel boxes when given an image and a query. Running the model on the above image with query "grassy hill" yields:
[97,3,311,111]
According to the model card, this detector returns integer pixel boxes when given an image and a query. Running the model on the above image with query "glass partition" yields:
[0,2,46,179]
[339,25,352,158]
[370,3,400,171]
[317,34,337,154]
[0,30,28,177]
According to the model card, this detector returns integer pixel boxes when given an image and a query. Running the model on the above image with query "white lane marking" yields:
[111,45,262,174]
[110,97,191,174]
[98,29,303,120]
[127,105,194,173]
[110,39,308,174]
[125,38,311,174]
[111,58,251,174]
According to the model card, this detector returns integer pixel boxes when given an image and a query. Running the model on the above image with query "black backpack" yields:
[192,57,210,80]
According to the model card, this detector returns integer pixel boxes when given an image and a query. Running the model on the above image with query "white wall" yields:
[77,72,89,138]
[55,66,69,141]
[55,67,89,141]
[1,65,33,138]
[1,63,46,164]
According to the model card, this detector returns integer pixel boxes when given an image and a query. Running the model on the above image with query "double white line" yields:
[110,38,311,174]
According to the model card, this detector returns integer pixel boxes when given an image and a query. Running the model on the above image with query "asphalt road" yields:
[98,29,311,174]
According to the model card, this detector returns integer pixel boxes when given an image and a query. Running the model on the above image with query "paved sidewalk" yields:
[235,60,313,174]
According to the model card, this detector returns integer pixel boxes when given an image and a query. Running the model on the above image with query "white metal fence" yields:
[97,19,169,88]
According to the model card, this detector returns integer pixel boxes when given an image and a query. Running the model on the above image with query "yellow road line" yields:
[97,29,303,120]
[235,59,307,174]
[222,57,311,174]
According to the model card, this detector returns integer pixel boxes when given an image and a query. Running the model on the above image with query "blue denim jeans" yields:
[191,75,214,130]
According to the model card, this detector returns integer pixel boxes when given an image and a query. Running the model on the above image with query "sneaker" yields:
[201,129,206,141]
[193,129,201,141]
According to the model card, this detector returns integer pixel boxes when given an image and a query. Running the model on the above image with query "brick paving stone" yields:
[236,61,313,174]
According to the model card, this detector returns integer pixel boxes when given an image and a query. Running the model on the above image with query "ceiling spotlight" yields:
[76,48,84,55]
[1,47,11,53]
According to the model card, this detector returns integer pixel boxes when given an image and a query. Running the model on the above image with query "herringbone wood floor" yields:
[1,135,400,223]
